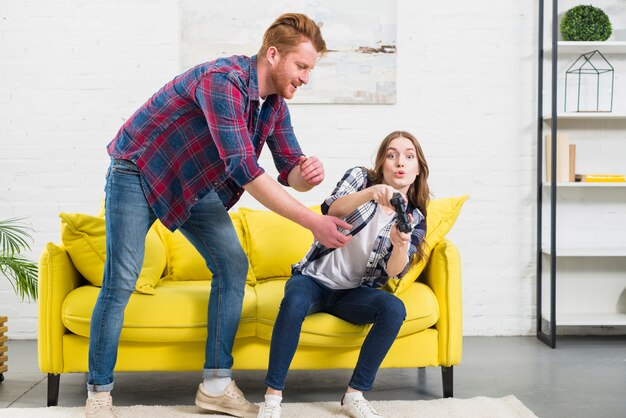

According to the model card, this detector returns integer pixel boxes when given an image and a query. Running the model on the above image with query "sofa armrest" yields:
[38,242,84,374]
[420,238,462,366]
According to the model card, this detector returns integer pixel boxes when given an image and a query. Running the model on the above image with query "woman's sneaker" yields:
[341,396,383,418]
[257,400,282,418]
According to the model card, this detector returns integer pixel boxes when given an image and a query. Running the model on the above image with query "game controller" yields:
[390,192,412,233]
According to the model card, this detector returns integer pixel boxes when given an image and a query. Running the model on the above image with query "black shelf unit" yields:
[536,0,558,348]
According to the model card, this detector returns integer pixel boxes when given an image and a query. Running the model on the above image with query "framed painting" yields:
[182,0,397,104]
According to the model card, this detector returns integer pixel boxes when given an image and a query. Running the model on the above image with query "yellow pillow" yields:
[154,212,255,285]
[59,213,166,295]
[239,206,322,281]
[96,199,105,217]
[386,195,469,294]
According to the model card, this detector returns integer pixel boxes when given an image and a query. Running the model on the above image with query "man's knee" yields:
[230,246,249,276]
[215,241,248,279]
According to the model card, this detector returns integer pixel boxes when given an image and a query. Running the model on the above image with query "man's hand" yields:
[244,173,350,248]
[310,215,353,248]
[298,155,325,187]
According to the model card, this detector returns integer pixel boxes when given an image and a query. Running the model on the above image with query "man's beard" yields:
[270,63,295,99]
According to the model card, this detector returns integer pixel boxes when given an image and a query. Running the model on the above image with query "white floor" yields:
[1,336,625,418]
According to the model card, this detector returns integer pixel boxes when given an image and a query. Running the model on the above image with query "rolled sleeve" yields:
[195,71,264,187]
[266,101,304,186]
[321,166,370,215]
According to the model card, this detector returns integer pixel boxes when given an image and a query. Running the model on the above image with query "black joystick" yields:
[390,192,412,233]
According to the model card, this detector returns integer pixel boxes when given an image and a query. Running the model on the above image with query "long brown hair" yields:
[259,13,327,56]
[368,131,430,261]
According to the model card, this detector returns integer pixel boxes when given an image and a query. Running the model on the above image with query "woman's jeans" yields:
[265,274,407,392]
[87,159,248,392]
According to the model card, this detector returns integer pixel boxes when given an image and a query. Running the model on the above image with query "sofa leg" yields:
[441,366,453,398]
[47,373,60,406]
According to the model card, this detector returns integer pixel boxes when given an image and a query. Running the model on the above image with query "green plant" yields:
[561,5,612,41]
[0,218,38,301]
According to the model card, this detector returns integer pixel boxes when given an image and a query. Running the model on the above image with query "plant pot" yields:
[0,316,7,383]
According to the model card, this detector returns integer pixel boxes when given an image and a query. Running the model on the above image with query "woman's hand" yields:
[387,214,413,277]
[370,185,405,211]
[390,213,413,249]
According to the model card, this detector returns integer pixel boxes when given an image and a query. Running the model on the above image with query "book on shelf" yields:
[575,174,626,183]
[545,134,575,182]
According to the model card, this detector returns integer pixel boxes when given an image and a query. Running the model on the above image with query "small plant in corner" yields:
[561,5,612,42]
[0,218,38,301]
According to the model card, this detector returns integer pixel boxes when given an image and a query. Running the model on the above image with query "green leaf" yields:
[560,5,612,42]
[0,218,38,301]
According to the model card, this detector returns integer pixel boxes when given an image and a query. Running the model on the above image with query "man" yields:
[85,13,351,418]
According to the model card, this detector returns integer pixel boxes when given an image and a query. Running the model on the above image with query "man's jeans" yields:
[264,274,407,392]
[87,159,248,392]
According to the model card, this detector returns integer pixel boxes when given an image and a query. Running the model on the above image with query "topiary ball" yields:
[561,5,612,41]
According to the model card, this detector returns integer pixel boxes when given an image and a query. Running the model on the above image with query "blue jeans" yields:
[264,274,407,392]
[87,159,248,392]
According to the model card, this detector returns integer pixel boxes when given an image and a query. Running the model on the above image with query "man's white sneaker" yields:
[257,401,282,418]
[195,380,259,417]
[85,392,117,418]
[341,397,383,418]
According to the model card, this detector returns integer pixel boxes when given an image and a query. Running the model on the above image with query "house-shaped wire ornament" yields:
[564,50,614,112]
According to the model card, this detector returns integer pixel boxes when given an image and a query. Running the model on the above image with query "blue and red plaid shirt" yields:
[107,55,303,231]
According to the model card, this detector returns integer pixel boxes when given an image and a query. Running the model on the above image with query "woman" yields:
[258,131,430,418]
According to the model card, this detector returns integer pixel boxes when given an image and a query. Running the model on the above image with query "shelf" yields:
[543,113,626,122]
[537,7,626,345]
[544,313,626,327]
[542,182,626,188]
[541,247,626,257]
[544,41,626,54]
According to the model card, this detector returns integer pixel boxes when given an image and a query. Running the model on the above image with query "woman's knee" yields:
[382,297,407,324]
[280,290,314,318]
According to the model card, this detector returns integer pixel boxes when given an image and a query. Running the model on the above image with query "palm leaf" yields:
[0,217,33,255]
[0,255,38,300]
[0,218,38,301]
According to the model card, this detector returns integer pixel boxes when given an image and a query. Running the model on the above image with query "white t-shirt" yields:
[303,206,395,289]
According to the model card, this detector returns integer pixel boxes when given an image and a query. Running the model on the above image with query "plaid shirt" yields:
[293,166,427,288]
[107,55,303,230]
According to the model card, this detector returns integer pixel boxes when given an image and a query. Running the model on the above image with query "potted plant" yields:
[0,218,38,383]
[561,5,612,42]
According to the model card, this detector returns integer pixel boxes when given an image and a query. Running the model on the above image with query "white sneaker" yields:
[341,397,383,418]
[257,401,282,418]
[195,380,259,416]
[85,392,117,418]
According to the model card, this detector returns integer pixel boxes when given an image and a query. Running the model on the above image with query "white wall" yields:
[0,0,538,338]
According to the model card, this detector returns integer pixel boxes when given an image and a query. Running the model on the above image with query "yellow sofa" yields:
[38,196,466,406]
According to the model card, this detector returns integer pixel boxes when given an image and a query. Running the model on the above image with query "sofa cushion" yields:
[239,207,321,281]
[154,212,255,284]
[386,195,469,294]
[61,281,257,342]
[255,279,438,347]
[59,213,166,295]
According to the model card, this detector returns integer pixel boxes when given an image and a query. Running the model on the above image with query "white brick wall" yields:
[1,0,538,338]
